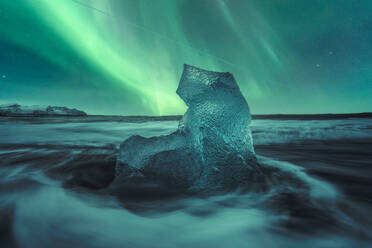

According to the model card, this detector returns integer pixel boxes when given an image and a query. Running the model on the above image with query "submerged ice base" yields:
[114,65,261,192]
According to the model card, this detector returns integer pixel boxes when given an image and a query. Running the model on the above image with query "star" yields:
[316,64,320,68]
[1,75,6,79]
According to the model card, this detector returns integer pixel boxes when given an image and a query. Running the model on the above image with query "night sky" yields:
[0,0,371,115]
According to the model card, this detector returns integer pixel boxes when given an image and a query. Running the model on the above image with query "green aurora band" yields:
[1,0,371,115]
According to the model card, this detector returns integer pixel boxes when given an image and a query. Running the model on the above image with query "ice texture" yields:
[114,65,261,192]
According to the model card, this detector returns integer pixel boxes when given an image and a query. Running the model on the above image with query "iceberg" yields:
[113,65,262,193]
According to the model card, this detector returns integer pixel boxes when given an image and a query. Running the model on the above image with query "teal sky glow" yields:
[0,0,371,115]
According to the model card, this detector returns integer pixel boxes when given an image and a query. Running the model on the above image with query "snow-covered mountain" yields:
[0,104,87,116]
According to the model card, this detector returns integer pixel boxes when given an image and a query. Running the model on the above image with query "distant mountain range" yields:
[0,104,87,116]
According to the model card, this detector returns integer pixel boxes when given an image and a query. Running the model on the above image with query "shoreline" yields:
[1,112,372,121]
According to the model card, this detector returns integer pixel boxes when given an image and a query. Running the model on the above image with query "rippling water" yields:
[0,116,371,247]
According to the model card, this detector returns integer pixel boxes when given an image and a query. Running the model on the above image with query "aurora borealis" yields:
[0,0,371,115]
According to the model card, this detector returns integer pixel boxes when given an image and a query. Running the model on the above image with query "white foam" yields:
[251,119,372,145]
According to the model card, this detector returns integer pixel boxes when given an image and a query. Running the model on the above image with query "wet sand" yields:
[256,138,372,205]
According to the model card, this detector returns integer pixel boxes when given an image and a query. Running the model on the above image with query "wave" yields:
[1,117,371,247]
[3,153,368,248]
[252,119,372,145]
